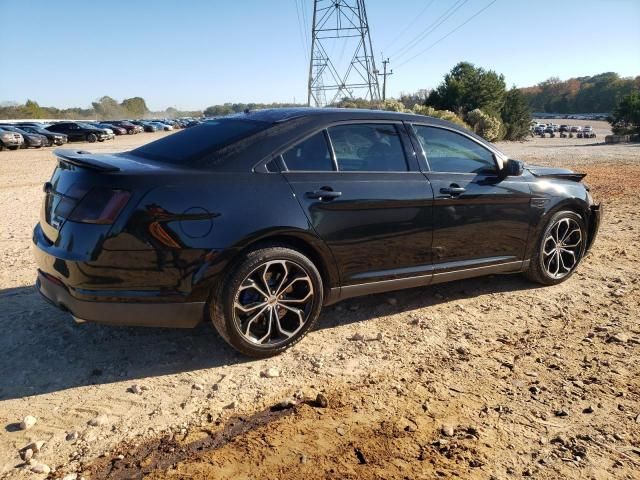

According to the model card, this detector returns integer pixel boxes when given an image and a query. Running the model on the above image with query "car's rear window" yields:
[131,119,271,166]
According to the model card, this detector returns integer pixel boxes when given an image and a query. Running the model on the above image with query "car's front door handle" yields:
[440,185,466,196]
[306,188,342,200]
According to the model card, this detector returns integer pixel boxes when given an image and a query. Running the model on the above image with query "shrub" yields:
[466,109,504,141]
[381,99,406,112]
[412,104,469,129]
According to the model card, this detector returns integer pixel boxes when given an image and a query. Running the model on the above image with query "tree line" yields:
[2,64,637,139]
[520,73,640,114]
[0,96,201,120]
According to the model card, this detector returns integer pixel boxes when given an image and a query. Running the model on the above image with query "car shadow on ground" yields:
[0,274,540,401]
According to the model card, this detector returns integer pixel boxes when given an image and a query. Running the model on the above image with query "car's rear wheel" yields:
[525,210,586,285]
[210,245,323,357]
[87,133,97,143]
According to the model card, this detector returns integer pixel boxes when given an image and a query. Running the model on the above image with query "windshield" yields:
[131,118,271,166]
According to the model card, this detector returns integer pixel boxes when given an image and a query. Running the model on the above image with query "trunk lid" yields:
[40,149,161,243]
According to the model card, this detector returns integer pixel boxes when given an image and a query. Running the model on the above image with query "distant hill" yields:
[520,72,639,114]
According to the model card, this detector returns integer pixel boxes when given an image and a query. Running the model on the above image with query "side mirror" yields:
[503,159,525,177]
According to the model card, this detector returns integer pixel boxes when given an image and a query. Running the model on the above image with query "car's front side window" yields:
[281,131,334,171]
[413,125,496,174]
[328,124,407,172]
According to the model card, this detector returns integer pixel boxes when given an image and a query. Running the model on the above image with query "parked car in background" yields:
[582,126,596,138]
[46,122,110,143]
[149,121,172,131]
[559,125,570,133]
[0,125,46,148]
[0,126,24,150]
[98,123,127,135]
[14,125,68,146]
[544,126,554,134]
[32,108,601,356]
[570,126,582,133]
[83,123,115,140]
[109,120,142,134]
[132,121,158,132]
[534,125,546,135]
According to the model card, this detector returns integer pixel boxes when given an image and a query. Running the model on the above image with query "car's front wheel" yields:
[87,133,97,143]
[525,210,587,285]
[210,245,323,357]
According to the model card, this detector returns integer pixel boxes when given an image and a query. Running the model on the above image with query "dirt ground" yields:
[0,122,639,480]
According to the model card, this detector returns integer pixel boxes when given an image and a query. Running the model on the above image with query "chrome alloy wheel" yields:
[542,217,583,279]
[233,260,314,346]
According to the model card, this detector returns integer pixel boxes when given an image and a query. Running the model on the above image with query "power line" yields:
[395,0,498,69]
[294,0,309,61]
[390,0,470,62]
[382,0,436,52]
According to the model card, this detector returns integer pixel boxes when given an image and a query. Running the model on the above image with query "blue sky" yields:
[1,0,638,110]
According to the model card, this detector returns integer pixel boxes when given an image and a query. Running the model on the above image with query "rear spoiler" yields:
[54,149,120,172]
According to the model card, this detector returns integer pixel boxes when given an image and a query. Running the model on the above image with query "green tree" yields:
[23,99,43,118]
[121,97,149,117]
[92,96,124,119]
[501,88,531,140]
[609,91,640,135]
[426,62,506,117]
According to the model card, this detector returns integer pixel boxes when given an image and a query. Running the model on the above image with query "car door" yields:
[54,123,78,140]
[282,122,434,288]
[410,124,532,274]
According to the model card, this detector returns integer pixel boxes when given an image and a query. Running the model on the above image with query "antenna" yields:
[307,0,381,107]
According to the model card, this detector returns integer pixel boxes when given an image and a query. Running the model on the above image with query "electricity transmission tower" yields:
[307,0,381,107]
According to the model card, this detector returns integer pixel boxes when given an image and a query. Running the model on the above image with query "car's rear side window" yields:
[281,132,334,171]
[328,124,407,172]
[132,119,270,166]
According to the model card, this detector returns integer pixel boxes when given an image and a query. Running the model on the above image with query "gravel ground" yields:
[0,125,638,479]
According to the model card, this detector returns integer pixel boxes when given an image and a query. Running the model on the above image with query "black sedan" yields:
[33,109,601,357]
[16,125,68,146]
[45,122,110,143]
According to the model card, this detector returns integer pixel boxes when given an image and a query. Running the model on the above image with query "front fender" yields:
[524,180,593,260]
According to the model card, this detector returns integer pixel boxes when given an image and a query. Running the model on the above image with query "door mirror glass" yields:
[503,159,525,176]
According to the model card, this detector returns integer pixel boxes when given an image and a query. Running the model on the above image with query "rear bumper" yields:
[36,270,204,328]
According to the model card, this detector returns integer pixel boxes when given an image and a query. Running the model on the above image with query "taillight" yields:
[68,188,131,224]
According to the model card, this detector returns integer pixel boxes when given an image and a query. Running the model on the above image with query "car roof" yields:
[222,107,461,128]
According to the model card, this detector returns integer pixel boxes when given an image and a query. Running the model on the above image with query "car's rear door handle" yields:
[440,185,466,196]
[306,188,342,200]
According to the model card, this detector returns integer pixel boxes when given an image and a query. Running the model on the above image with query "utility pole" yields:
[307,0,381,107]
[378,57,393,101]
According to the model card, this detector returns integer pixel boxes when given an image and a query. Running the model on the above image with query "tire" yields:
[0,143,5,152]
[210,245,324,357]
[525,210,587,286]
[87,133,97,143]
